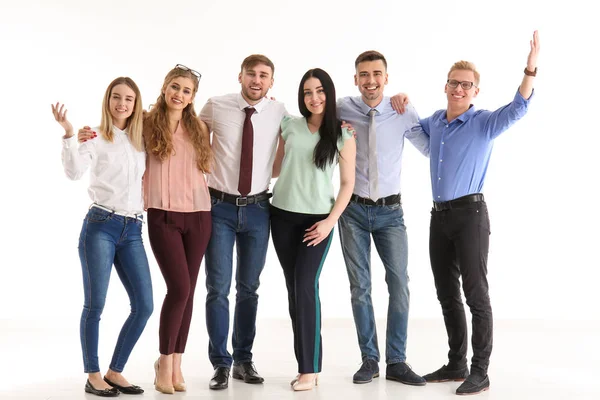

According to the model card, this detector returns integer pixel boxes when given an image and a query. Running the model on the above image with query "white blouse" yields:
[61,126,146,215]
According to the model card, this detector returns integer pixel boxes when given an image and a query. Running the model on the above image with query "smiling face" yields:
[163,76,195,111]
[303,77,326,116]
[108,84,136,126]
[445,69,479,108]
[238,63,273,104]
[355,60,388,107]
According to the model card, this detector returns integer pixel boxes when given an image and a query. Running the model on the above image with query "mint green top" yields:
[272,116,353,214]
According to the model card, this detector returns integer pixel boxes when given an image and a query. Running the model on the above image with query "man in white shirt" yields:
[199,54,287,390]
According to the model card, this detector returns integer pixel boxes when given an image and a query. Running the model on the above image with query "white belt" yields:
[90,203,144,222]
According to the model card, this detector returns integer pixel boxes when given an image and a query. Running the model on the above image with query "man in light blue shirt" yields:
[419,31,540,396]
[337,50,429,386]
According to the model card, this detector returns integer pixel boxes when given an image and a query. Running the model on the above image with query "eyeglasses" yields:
[175,64,201,80]
[447,79,476,90]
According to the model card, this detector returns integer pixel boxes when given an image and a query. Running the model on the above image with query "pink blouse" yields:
[143,122,211,212]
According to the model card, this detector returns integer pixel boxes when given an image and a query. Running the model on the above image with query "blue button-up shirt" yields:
[420,89,532,202]
[338,96,430,199]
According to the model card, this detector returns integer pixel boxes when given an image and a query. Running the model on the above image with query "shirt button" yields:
[437,196,441,198]
[445,125,449,128]
[440,159,443,162]
[442,142,445,144]
[438,177,441,180]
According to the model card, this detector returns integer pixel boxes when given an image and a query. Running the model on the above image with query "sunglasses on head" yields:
[175,64,201,80]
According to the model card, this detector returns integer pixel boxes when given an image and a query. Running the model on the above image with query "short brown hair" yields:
[448,61,480,86]
[355,50,387,70]
[240,54,275,76]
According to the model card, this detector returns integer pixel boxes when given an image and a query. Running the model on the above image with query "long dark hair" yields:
[298,68,342,170]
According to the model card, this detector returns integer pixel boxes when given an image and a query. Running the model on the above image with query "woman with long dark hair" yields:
[270,68,356,391]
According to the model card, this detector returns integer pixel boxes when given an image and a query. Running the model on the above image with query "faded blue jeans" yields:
[338,201,410,364]
[205,197,271,368]
[78,206,153,373]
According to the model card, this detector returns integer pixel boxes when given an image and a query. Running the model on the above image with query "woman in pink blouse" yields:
[143,65,213,394]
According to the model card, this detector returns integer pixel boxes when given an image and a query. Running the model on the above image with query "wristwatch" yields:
[524,67,537,77]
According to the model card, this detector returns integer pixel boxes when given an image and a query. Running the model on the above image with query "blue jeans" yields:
[338,201,410,364]
[78,207,153,373]
[205,197,270,367]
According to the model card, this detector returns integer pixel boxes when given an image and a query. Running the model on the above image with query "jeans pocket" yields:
[87,209,111,223]
[256,200,270,210]
[210,196,222,207]
[385,203,401,211]
[476,204,491,233]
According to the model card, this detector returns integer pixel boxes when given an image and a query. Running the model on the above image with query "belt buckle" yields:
[236,197,248,207]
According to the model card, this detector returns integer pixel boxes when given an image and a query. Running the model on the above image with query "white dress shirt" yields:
[200,93,288,195]
[62,125,146,215]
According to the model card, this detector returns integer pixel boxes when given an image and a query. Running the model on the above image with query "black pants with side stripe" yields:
[271,206,333,373]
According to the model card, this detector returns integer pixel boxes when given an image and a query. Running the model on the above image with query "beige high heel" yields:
[292,373,319,391]
[290,374,300,386]
[154,359,175,394]
[173,382,187,392]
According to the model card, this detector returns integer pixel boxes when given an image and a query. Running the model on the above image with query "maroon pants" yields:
[148,208,211,355]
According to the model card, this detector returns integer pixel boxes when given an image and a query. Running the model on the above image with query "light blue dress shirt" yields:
[420,89,532,202]
[337,96,430,199]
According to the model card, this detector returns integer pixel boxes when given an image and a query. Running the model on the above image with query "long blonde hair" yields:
[99,77,144,151]
[144,67,212,172]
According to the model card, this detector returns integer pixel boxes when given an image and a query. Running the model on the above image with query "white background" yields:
[0,0,597,332]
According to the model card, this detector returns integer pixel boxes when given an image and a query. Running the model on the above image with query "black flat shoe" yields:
[85,380,120,397]
[104,377,144,395]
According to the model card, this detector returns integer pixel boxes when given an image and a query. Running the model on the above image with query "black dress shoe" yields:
[103,377,144,395]
[232,361,264,384]
[456,374,490,395]
[422,364,469,383]
[209,367,230,390]
[85,380,120,397]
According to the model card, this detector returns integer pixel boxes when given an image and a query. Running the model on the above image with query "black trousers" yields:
[270,206,333,373]
[429,199,492,376]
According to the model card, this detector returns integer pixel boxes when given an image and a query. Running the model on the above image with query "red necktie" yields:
[238,107,254,196]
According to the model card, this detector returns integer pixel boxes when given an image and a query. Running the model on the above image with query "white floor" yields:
[1,318,598,399]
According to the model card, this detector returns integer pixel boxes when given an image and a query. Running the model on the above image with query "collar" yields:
[441,104,476,123]
[112,125,128,135]
[236,92,268,114]
[357,96,389,116]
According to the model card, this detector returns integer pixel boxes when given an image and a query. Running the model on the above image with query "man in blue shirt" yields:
[419,31,540,395]
[337,51,429,386]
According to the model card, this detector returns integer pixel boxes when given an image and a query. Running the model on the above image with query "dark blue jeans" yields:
[338,201,410,364]
[205,197,270,368]
[78,207,153,373]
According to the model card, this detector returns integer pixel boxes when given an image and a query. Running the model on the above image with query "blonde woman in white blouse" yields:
[52,77,153,397]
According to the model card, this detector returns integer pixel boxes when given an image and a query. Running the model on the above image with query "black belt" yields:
[433,193,484,211]
[350,193,401,206]
[209,188,272,207]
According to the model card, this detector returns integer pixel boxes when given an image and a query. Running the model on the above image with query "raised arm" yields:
[52,102,94,180]
[519,30,540,100]
[303,136,356,246]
